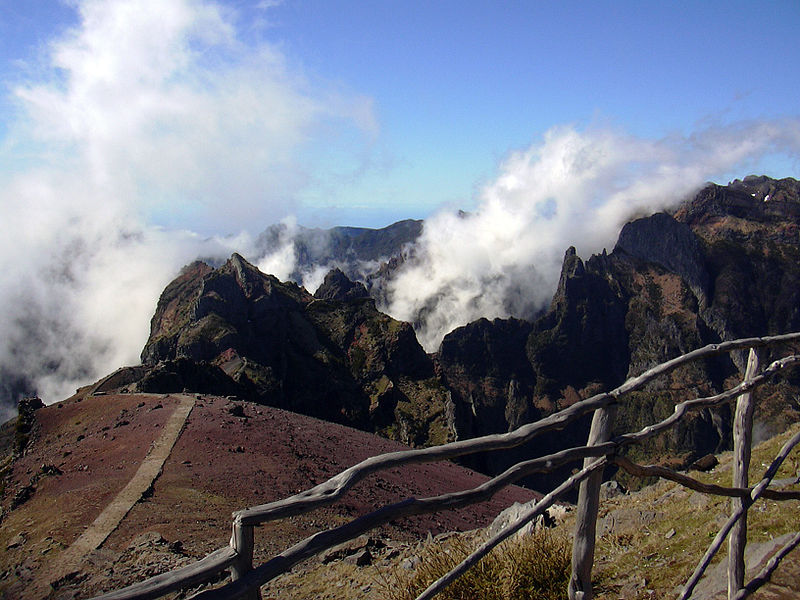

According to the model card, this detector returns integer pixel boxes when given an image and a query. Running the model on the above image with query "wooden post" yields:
[728,348,760,598]
[569,404,616,600]
[230,519,261,600]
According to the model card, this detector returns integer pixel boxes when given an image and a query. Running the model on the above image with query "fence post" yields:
[569,404,616,600]
[231,518,261,600]
[728,348,760,598]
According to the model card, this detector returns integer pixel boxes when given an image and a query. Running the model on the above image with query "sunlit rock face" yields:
[674,177,800,353]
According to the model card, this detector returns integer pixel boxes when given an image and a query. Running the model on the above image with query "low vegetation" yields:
[590,421,800,598]
[380,529,571,600]
[367,422,800,600]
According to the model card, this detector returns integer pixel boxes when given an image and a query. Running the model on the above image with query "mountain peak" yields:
[314,268,370,301]
[674,176,800,231]
[135,258,449,444]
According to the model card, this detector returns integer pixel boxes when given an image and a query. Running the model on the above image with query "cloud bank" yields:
[386,121,800,351]
[0,0,375,419]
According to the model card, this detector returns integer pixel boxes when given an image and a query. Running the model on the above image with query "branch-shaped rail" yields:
[90,546,237,600]
[234,393,613,525]
[731,531,800,600]
[613,354,800,449]
[613,456,800,501]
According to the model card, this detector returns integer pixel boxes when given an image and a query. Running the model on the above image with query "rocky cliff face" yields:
[437,176,800,482]
[615,212,710,309]
[439,317,536,439]
[138,254,450,445]
[674,176,800,355]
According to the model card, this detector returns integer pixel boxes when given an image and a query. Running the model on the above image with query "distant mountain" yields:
[255,219,423,283]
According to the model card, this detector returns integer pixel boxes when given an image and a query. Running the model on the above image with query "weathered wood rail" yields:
[89,332,800,600]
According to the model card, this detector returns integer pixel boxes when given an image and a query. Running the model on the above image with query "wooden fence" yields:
[90,332,800,600]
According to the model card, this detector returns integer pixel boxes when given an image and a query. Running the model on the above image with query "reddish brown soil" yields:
[0,393,536,598]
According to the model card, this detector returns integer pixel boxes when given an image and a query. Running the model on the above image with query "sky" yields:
[2,0,799,229]
[0,0,799,411]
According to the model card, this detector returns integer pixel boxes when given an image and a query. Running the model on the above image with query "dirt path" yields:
[46,394,195,588]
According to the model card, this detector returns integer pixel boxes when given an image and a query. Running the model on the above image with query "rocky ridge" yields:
[436,176,800,482]
[136,253,450,446]
[255,219,423,284]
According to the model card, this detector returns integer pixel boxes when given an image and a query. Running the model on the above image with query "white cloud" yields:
[255,215,299,281]
[0,0,376,409]
[386,121,800,351]
[256,0,284,9]
[11,0,360,233]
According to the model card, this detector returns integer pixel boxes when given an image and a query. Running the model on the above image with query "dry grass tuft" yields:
[380,528,571,600]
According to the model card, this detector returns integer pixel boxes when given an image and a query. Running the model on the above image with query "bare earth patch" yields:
[0,392,535,599]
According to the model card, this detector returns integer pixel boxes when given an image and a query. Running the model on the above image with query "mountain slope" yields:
[0,391,534,599]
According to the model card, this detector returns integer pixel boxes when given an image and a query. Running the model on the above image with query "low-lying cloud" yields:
[386,121,800,351]
[0,0,375,419]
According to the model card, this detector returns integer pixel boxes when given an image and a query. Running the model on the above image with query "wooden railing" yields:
[90,332,800,600]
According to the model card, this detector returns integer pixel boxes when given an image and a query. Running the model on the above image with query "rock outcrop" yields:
[439,317,536,440]
[437,176,800,483]
[137,254,450,445]
[314,268,370,301]
[615,212,710,309]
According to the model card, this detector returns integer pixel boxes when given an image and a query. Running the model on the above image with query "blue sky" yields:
[1,0,799,230]
[263,0,800,225]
